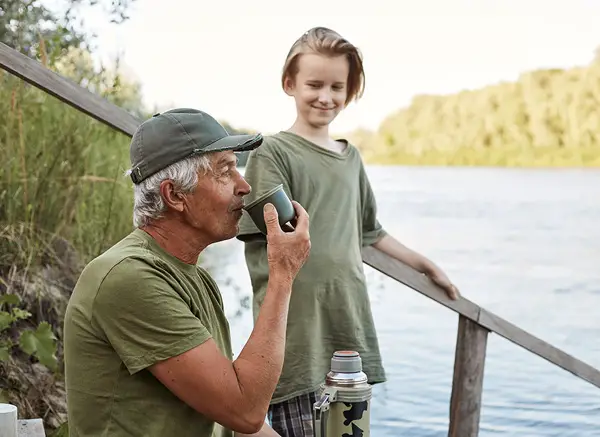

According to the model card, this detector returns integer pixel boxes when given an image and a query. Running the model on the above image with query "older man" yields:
[63,108,311,437]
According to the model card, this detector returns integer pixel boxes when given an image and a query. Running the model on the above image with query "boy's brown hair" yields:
[281,27,365,106]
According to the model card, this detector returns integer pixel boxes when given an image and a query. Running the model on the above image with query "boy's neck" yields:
[288,119,345,153]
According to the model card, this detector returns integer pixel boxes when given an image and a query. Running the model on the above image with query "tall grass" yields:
[0,67,136,433]
[0,71,135,266]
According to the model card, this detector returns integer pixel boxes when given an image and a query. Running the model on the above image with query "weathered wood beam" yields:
[362,246,600,389]
[0,43,141,137]
[448,315,489,437]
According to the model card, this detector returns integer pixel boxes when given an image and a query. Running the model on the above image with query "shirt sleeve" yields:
[91,257,212,374]
[359,160,387,246]
[237,148,293,239]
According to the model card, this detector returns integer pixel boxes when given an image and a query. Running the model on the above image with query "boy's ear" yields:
[283,75,295,96]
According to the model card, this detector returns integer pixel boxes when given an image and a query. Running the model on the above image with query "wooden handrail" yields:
[2,41,599,436]
[0,43,140,136]
[361,246,600,389]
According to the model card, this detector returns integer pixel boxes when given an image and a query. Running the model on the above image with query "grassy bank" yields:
[0,70,135,434]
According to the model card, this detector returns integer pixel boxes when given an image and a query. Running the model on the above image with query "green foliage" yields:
[0,0,136,61]
[355,58,600,167]
[0,1,139,431]
[0,294,58,371]
[0,71,136,262]
[50,421,69,437]
[0,0,86,61]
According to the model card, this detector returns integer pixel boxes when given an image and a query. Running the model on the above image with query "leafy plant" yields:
[0,293,58,371]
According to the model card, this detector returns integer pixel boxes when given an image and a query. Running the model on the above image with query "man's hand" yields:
[264,201,311,283]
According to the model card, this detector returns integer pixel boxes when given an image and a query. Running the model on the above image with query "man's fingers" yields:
[290,201,309,233]
[263,203,281,235]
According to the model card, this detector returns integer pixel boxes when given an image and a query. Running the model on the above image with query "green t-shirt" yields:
[237,131,388,403]
[64,228,233,437]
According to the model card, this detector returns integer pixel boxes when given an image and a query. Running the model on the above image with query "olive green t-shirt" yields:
[237,131,387,403]
[63,228,233,437]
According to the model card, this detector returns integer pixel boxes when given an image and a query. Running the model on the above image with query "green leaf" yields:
[0,311,14,331]
[0,390,8,404]
[49,421,69,437]
[11,308,31,321]
[0,294,20,306]
[0,344,9,362]
[19,322,58,371]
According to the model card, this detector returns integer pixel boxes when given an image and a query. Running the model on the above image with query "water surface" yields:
[202,166,600,437]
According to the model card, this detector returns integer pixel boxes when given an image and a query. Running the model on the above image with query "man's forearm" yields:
[232,273,292,422]
[235,421,281,437]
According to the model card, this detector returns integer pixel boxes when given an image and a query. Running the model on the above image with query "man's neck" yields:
[140,220,209,265]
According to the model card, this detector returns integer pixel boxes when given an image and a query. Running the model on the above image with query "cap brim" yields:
[204,133,263,153]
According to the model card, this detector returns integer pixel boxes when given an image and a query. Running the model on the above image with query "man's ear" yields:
[160,180,185,212]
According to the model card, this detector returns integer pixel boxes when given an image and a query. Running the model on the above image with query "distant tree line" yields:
[349,54,600,167]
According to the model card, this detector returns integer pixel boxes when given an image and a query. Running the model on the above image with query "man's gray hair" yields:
[129,154,213,227]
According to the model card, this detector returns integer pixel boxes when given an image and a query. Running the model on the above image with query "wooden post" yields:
[448,315,489,437]
[0,403,18,437]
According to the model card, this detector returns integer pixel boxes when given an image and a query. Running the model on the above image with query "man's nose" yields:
[236,176,251,196]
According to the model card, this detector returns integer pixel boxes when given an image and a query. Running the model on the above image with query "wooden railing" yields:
[3,42,600,437]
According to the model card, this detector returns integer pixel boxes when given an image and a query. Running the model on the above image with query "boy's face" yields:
[285,53,349,128]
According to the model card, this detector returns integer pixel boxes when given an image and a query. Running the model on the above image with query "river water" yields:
[200,166,600,437]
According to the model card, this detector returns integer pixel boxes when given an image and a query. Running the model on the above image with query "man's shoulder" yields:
[73,230,173,303]
[195,266,220,292]
[81,231,154,278]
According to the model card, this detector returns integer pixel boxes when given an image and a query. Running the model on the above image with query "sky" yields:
[48,0,600,135]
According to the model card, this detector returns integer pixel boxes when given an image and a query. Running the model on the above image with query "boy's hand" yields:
[428,268,460,300]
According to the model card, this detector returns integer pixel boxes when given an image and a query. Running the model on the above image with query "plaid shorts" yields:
[268,391,318,437]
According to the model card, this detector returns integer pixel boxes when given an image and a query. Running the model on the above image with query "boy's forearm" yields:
[371,234,436,274]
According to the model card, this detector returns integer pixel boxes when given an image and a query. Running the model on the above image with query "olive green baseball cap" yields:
[129,108,263,184]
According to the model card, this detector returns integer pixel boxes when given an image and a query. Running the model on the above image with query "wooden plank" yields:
[361,246,600,389]
[0,43,141,137]
[17,419,46,437]
[478,309,600,389]
[448,315,489,437]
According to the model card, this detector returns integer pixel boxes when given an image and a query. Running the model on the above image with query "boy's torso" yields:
[239,132,387,402]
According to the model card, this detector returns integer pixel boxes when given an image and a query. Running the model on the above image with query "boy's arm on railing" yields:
[362,245,600,389]
[371,234,459,299]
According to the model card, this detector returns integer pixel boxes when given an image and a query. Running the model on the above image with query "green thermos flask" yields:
[313,351,372,437]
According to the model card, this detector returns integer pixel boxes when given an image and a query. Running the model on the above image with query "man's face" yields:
[182,151,251,243]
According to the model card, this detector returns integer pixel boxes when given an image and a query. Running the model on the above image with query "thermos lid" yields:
[331,350,362,373]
